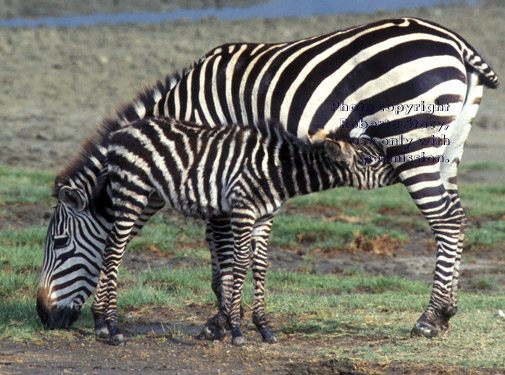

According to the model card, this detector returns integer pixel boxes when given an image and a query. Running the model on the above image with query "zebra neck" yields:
[278,143,347,199]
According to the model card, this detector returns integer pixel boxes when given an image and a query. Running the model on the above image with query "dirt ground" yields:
[1,1,505,374]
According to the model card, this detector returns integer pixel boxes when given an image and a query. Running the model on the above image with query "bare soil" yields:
[1,1,504,374]
[2,333,504,375]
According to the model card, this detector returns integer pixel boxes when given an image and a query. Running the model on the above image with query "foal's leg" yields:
[250,215,277,343]
[200,217,233,340]
[225,211,256,346]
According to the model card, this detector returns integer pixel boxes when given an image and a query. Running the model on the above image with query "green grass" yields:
[0,166,53,205]
[460,161,505,172]
[1,166,505,370]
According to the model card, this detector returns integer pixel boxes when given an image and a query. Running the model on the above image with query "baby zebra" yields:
[95,117,393,345]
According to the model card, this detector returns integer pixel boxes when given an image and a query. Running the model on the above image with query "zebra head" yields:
[37,181,113,329]
[323,135,399,190]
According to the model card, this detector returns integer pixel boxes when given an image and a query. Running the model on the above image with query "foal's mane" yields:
[53,73,181,195]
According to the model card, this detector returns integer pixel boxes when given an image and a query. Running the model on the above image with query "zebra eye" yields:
[53,235,70,249]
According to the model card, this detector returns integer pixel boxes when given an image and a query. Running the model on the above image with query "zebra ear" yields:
[324,139,353,167]
[92,166,109,200]
[58,186,86,212]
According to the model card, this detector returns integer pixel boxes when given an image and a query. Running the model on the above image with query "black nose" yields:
[36,296,51,327]
[36,293,81,329]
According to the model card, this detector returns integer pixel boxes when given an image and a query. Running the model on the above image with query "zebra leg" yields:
[101,215,141,345]
[200,217,232,340]
[99,185,147,345]
[443,175,467,322]
[403,170,465,338]
[91,269,109,339]
[225,212,256,346]
[251,215,277,343]
[433,74,481,326]
[92,194,164,341]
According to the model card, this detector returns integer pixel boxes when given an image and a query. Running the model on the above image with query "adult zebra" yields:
[37,17,498,341]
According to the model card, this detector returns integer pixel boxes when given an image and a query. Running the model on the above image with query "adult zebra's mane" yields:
[53,73,182,196]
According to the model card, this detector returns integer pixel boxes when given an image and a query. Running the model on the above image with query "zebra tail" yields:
[461,41,499,88]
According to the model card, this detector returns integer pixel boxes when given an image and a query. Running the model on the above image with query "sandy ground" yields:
[0,2,505,375]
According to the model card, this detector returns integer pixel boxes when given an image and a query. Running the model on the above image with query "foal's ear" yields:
[324,138,353,167]
[58,186,86,212]
[92,166,109,200]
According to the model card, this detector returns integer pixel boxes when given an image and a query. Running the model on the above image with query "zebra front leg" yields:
[91,269,109,340]
[101,212,141,345]
[251,216,277,343]
[200,217,231,340]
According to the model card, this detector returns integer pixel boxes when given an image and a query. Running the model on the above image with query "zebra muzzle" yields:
[36,288,81,329]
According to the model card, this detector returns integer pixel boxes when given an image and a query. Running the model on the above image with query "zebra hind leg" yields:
[226,213,256,346]
[251,216,277,343]
[412,78,479,337]
[408,184,465,338]
[199,217,232,341]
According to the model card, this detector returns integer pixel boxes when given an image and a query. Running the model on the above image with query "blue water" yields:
[0,0,476,28]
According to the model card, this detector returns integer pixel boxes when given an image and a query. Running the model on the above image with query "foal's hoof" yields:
[259,326,277,344]
[109,333,125,346]
[263,335,278,344]
[232,335,245,346]
[199,325,226,341]
[231,328,245,346]
[410,322,440,338]
[94,326,110,340]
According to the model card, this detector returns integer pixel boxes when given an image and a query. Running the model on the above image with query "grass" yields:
[1,166,505,370]
[459,161,505,172]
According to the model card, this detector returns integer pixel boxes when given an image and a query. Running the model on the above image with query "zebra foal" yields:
[86,117,392,345]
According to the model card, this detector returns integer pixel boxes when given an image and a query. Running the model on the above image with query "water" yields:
[0,0,476,28]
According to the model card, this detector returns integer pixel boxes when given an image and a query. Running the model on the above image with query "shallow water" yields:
[0,0,476,28]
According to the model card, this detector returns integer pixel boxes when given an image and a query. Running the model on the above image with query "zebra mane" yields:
[54,73,181,196]
[249,121,370,156]
[246,120,324,152]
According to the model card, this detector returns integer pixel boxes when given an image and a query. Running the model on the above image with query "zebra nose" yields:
[36,294,51,327]
[36,285,60,328]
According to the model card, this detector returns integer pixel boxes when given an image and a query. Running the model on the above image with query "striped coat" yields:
[94,117,393,345]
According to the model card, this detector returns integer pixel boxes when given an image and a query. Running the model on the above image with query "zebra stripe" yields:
[38,17,498,342]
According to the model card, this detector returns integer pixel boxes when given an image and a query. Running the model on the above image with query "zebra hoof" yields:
[231,328,245,346]
[109,333,125,346]
[94,326,110,340]
[259,326,277,344]
[199,325,226,341]
[232,335,245,346]
[410,322,440,338]
[263,335,278,344]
